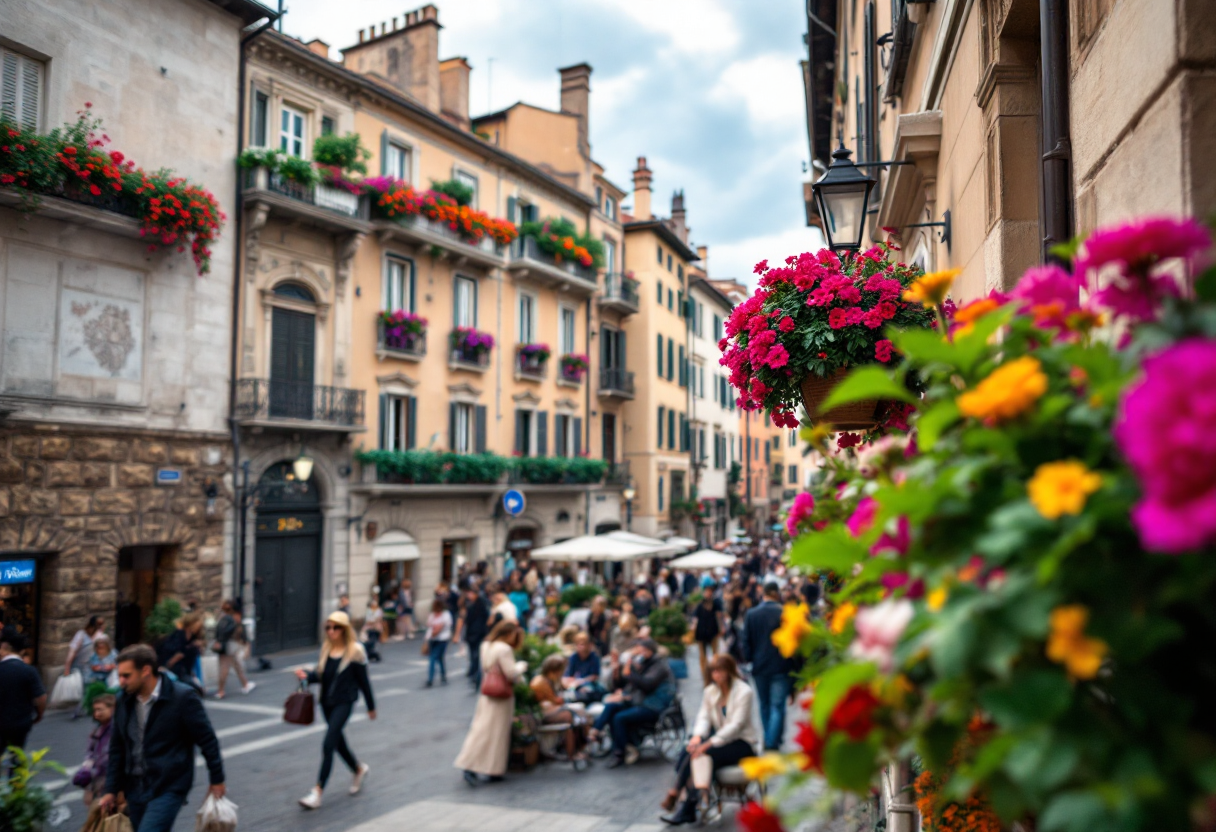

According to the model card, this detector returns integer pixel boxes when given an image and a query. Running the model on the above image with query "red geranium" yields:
[827,685,880,740]
[736,802,786,832]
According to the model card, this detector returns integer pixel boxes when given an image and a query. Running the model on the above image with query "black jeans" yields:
[466,638,483,685]
[673,738,755,792]
[0,725,31,775]
[364,631,381,662]
[318,702,359,788]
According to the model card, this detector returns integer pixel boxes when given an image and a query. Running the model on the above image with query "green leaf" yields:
[787,524,870,574]
[1196,265,1216,303]
[890,328,961,368]
[919,720,963,772]
[951,306,1017,373]
[1049,237,1082,263]
[979,670,1072,730]
[1003,730,1079,795]
[823,734,880,793]
[1039,791,1107,832]
[818,366,916,414]
[916,400,960,450]
[810,663,877,732]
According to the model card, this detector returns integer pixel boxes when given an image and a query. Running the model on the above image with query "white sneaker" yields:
[349,763,370,795]
[624,744,640,765]
[298,788,322,809]
[242,681,257,695]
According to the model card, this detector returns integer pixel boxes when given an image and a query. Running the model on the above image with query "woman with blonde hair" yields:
[454,619,527,786]
[294,611,376,810]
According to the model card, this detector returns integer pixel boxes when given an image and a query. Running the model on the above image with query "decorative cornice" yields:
[376,371,418,388]
[975,62,1038,109]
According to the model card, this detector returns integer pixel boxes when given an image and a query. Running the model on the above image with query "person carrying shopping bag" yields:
[454,620,527,786]
[294,611,375,810]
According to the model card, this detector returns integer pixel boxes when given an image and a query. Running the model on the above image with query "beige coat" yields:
[453,640,527,776]
[692,679,760,750]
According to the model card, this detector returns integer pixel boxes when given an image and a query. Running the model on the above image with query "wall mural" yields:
[58,288,143,380]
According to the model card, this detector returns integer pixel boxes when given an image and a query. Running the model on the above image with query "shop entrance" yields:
[115,546,163,649]
[253,461,322,654]
[0,555,41,663]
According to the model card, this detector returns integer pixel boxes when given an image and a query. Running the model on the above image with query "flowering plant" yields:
[720,244,935,428]
[737,217,1216,832]
[450,326,494,357]
[2,107,223,275]
[559,353,590,380]
[519,217,604,269]
[517,343,551,367]
[378,309,427,335]
[363,177,517,246]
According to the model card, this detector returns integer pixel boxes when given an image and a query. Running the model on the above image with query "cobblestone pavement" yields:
[25,639,764,832]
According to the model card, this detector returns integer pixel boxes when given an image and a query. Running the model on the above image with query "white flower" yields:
[848,599,914,672]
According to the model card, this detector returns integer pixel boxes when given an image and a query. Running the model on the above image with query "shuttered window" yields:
[1,48,43,131]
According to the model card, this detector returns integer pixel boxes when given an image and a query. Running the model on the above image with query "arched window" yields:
[274,282,315,302]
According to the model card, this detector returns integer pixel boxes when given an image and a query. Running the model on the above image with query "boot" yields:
[660,789,680,812]
[660,788,700,826]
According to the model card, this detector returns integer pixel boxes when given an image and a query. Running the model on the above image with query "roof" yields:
[258,32,596,209]
[690,276,735,312]
[208,0,278,26]
[623,218,700,263]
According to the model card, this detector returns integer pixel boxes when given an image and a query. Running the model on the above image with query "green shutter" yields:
[657,406,665,449]
[474,405,487,453]
[406,395,417,449]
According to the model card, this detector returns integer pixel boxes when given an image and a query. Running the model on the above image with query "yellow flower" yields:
[952,297,1001,336]
[771,602,813,658]
[1046,604,1108,680]
[902,268,961,308]
[1028,460,1102,520]
[956,356,1049,422]
[739,753,794,782]
[829,601,857,635]
[927,586,948,612]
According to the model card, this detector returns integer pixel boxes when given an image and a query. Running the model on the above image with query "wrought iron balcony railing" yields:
[378,323,427,359]
[234,378,364,426]
[598,367,635,396]
[600,273,640,311]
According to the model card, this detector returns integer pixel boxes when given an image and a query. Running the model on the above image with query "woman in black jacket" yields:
[294,611,376,810]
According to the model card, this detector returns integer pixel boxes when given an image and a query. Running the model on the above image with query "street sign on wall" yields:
[502,489,525,517]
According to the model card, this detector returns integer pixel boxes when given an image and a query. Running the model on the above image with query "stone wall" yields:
[0,423,230,681]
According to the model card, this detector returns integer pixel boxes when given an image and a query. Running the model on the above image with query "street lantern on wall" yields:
[812,145,877,252]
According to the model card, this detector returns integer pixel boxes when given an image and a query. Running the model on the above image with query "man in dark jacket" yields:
[592,639,675,767]
[743,582,796,750]
[0,628,45,764]
[100,644,224,832]
[462,587,490,688]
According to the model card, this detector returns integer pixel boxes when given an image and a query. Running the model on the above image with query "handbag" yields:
[420,639,430,656]
[480,662,513,699]
[100,812,134,832]
[283,681,315,725]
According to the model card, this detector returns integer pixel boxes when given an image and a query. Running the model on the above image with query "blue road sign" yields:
[502,489,526,517]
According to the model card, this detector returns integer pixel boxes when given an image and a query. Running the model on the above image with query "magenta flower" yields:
[1075,216,1210,277]
[875,339,895,362]
[846,496,877,537]
[1114,338,1216,553]
[786,492,815,537]
[871,516,910,557]
[1011,266,1078,330]
[880,572,924,599]
[848,599,913,671]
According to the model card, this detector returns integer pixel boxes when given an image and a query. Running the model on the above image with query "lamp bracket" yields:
[903,209,952,253]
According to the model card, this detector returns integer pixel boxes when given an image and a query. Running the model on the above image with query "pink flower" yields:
[1075,216,1210,277]
[837,432,863,451]
[875,339,895,362]
[1012,266,1078,329]
[754,259,769,274]
[848,599,913,671]
[786,492,816,537]
[765,344,790,369]
[778,316,795,333]
[1115,338,1216,553]
[862,308,884,329]
[1089,276,1179,323]
[880,571,924,599]
[846,496,877,537]
[871,516,910,556]
[828,308,849,329]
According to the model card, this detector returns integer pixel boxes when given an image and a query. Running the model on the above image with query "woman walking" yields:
[424,598,453,686]
[294,611,376,810]
[660,654,759,825]
[213,600,254,698]
[454,620,527,786]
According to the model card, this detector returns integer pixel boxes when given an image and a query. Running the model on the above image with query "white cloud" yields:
[708,225,827,290]
[712,54,805,128]
[595,0,739,55]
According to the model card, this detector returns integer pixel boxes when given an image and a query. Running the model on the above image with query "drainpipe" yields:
[1040,0,1073,261]
[584,294,592,536]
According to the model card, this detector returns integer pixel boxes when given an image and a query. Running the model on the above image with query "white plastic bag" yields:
[49,670,83,707]
[106,668,120,689]
[194,794,238,832]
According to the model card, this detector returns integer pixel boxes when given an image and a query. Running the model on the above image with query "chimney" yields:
[439,57,471,131]
[558,63,592,159]
[632,157,653,221]
[341,4,442,112]
[697,245,708,273]
[305,39,330,59]
[670,190,688,243]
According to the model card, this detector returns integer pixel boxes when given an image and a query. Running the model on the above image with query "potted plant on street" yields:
[647,606,689,679]
[720,243,936,430]
[0,748,63,832]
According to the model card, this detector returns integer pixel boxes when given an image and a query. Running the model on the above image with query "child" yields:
[86,635,116,685]
[73,694,115,805]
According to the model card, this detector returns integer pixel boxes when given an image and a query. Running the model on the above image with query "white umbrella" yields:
[664,536,699,551]
[668,550,738,570]
[530,535,663,562]
[607,530,688,556]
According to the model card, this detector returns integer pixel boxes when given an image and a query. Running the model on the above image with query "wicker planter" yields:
[801,368,879,430]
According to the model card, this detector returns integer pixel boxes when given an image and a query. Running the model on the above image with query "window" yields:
[667,288,673,311]
[657,406,665,449]
[518,292,536,343]
[560,306,576,354]
[789,464,799,484]
[604,194,617,221]
[657,245,663,265]
[668,409,676,450]
[667,253,673,272]
[452,402,474,454]
[321,115,335,136]
[454,275,477,327]
[279,105,305,157]
[656,281,663,304]
[454,169,479,208]
[678,346,686,387]
[658,476,665,511]
[713,432,723,469]
[386,141,411,181]
[678,264,684,281]
[790,429,797,447]
[381,394,414,451]
[666,338,674,381]
[713,314,723,341]
[383,256,414,313]
[514,409,547,456]
[698,426,707,461]
[700,366,706,399]
[554,414,570,457]
[595,185,603,208]
[603,238,617,274]
[656,334,664,376]
[251,90,269,147]
[0,48,43,130]
[677,291,684,317]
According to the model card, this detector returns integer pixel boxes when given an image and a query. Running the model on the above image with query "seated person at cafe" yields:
[530,654,587,762]
[562,633,604,702]
[590,639,674,768]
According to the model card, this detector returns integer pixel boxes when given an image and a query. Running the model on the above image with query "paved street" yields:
[25,640,743,832]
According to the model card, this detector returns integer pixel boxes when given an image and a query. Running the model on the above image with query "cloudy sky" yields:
[284,0,825,286]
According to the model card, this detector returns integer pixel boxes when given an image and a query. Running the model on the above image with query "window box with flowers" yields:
[722,245,936,431]
[377,310,427,359]
[558,353,589,384]
[363,176,517,255]
[450,326,494,370]
[516,343,550,380]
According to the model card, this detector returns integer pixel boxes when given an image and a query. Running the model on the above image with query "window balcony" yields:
[376,323,427,362]
[598,367,635,399]
[508,236,598,295]
[599,273,640,315]
[234,378,365,432]
[516,348,548,381]
[605,460,631,486]
[449,344,492,373]
[242,167,370,233]
[371,213,506,271]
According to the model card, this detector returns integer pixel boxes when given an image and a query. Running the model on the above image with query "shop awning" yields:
[372,530,420,562]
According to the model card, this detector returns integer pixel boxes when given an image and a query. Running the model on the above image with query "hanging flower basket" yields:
[800,368,879,430]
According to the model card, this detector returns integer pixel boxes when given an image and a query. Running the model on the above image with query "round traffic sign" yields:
[502,489,526,517]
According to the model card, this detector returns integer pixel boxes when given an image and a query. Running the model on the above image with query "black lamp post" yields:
[812,145,877,252]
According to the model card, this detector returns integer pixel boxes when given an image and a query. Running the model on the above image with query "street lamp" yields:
[812,145,877,252]
[622,484,636,532]
[292,451,314,483]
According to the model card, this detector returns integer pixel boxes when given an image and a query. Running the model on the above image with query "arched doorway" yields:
[253,460,322,653]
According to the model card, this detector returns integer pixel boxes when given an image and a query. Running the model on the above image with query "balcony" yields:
[0,186,145,239]
[599,273,640,315]
[372,213,506,270]
[376,324,427,362]
[242,168,370,233]
[234,378,365,432]
[508,236,598,295]
[516,349,548,382]
[605,460,631,487]
[598,367,635,399]
[449,344,491,373]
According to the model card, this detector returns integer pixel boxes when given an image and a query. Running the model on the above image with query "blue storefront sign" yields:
[0,560,36,586]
